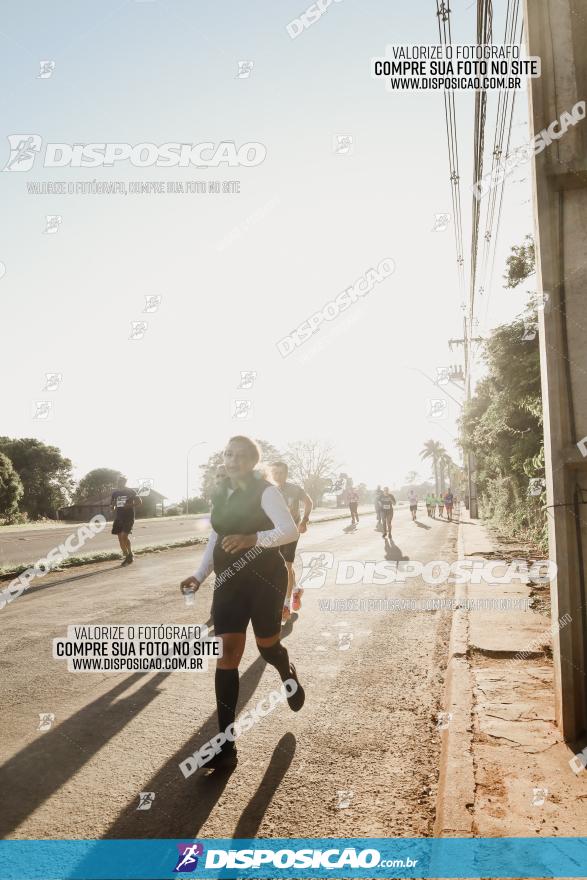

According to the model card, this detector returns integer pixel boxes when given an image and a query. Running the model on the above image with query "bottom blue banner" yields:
[1,837,586,878]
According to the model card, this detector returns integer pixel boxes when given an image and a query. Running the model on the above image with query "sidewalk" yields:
[435,508,587,838]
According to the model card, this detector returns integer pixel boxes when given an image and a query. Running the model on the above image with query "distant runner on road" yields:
[270,461,313,624]
[444,488,454,521]
[407,488,418,521]
[179,435,305,770]
[374,485,383,530]
[348,487,359,525]
[380,487,396,539]
[110,477,142,566]
[425,493,435,517]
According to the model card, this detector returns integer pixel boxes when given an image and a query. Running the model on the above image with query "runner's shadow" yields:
[21,565,122,596]
[384,538,408,562]
[0,672,168,837]
[414,521,431,530]
[99,652,276,839]
[232,733,296,838]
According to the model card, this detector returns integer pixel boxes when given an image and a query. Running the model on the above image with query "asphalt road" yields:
[0,515,213,569]
[0,508,371,569]
[0,507,458,840]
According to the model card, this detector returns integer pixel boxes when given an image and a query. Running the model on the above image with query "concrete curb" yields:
[433,515,476,837]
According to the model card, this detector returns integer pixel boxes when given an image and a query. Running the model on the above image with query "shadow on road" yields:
[383,537,408,562]
[232,732,296,838]
[0,672,168,837]
[20,564,123,596]
[413,521,431,530]
[99,626,297,839]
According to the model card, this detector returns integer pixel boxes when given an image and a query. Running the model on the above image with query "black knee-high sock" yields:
[215,668,239,736]
[258,641,291,682]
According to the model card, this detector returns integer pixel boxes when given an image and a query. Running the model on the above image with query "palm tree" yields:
[439,451,453,494]
[419,440,445,495]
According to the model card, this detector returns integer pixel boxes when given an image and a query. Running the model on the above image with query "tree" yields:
[284,440,340,506]
[460,308,544,543]
[438,452,454,494]
[419,440,445,495]
[405,470,420,485]
[0,452,24,522]
[0,437,75,519]
[199,438,283,501]
[179,496,209,515]
[74,468,125,502]
[504,234,535,288]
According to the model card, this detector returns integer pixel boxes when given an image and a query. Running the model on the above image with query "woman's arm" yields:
[257,485,299,547]
[192,529,218,583]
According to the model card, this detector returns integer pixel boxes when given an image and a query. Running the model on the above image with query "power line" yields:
[435,0,467,304]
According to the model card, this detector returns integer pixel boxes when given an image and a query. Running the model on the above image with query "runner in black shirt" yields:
[110,477,142,566]
[180,436,305,769]
[380,487,396,539]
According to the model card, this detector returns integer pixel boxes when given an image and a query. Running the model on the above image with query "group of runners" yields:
[107,437,457,770]
[371,485,457,531]
[425,490,456,521]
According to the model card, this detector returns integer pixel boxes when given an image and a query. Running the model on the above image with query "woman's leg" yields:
[215,632,246,738]
[256,632,305,711]
[251,564,305,711]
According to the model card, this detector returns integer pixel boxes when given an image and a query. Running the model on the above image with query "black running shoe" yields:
[121,556,130,567]
[205,744,238,770]
[285,663,305,712]
[127,553,134,565]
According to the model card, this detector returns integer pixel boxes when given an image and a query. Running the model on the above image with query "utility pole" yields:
[449,317,484,518]
[523,0,587,740]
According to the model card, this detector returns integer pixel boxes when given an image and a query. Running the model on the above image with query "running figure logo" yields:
[38,61,56,79]
[236,60,254,78]
[136,791,155,811]
[432,212,450,232]
[298,551,333,589]
[38,713,55,731]
[44,215,62,234]
[43,372,63,391]
[143,295,162,313]
[237,370,257,390]
[174,843,204,873]
[3,134,42,171]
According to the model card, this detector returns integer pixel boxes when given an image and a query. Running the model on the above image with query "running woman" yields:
[179,436,304,769]
[270,461,313,623]
[444,487,454,521]
[407,488,418,521]
[110,477,142,566]
[374,485,383,530]
[348,487,359,525]
[425,493,434,517]
[380,487,396,538]
[437,493,445,518]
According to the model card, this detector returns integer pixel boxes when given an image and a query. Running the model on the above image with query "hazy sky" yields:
[0,0,534,501]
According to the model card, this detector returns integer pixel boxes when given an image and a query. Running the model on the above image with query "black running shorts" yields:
[111,512,134,535]
[212,564,287,638]
[280,539,299,563]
